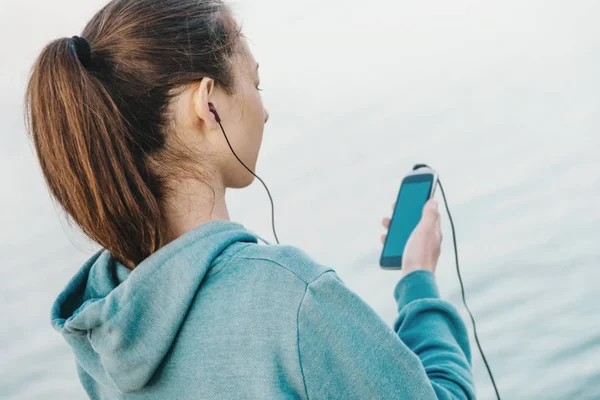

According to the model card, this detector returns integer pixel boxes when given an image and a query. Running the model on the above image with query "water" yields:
[1,0,599,399]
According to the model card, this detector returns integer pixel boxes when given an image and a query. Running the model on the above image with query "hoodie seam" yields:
[207,243,255,278]
[234,256,325,285]
[297,281,310,400]
[296,270,334,400]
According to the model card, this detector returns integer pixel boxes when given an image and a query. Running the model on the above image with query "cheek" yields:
[248,92,265,132]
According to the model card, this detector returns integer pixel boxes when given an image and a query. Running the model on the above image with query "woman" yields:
[25,0,475,398]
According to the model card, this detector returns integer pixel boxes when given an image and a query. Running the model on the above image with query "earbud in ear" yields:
[208,103,221,123]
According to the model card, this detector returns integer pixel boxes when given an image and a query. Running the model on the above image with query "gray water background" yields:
[1,0,599,398]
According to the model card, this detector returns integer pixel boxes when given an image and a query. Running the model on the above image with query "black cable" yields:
[437,179,501,400]
[217,121,280,245]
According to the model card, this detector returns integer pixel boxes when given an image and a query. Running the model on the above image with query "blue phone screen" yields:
[383,179,433,257]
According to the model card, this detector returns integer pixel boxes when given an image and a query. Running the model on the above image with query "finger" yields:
[421,198,436,217]
[381,233,387,245]
[428,198,439,210]
[381,217,391,229]
[420,199,440,226]
[436,200,443,238]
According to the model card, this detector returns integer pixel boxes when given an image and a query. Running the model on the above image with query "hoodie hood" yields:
[51,219,259,393]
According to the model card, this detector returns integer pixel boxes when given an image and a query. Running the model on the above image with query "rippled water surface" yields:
[1,0,598,398]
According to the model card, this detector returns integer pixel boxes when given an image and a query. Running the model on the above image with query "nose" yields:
[264,107,270,124]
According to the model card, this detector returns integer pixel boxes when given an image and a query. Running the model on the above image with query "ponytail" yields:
[25,38,165,268]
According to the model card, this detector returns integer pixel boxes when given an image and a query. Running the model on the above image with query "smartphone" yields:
[380,167,438,269]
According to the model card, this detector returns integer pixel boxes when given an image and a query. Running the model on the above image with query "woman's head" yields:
[25,0,269,269]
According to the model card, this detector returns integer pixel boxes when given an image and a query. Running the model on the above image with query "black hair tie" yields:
[70,35,91,68]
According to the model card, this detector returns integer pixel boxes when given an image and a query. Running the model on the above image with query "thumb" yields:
[420,199,439,226]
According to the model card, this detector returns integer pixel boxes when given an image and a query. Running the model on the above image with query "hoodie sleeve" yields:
[297,269,475,400]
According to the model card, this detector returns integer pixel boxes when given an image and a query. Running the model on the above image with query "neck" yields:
[163,178,230,243]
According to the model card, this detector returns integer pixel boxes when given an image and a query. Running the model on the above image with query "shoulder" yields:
[231,243,334,286]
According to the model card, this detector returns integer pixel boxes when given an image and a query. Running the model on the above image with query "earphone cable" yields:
[218,121,280,245]
[437,179,501,400]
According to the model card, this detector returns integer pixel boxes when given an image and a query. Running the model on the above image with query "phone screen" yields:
[383,175,434,260]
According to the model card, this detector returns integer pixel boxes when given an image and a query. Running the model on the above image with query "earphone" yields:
[208,103,221,123]
[211,104,500,399]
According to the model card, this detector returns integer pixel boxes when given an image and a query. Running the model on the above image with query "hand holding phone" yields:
[380,167,442,275]
[401,198,442,275]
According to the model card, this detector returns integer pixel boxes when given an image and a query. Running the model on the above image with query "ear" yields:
[192,77,219,130]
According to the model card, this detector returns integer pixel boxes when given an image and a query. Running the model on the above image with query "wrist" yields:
[401,265,435,279]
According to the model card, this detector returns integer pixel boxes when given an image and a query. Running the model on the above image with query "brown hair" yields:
[24,0,243,269]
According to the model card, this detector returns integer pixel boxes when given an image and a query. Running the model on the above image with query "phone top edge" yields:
[406,166,437,177]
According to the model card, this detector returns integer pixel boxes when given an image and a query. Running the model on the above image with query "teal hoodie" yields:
[51,219,476,399]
